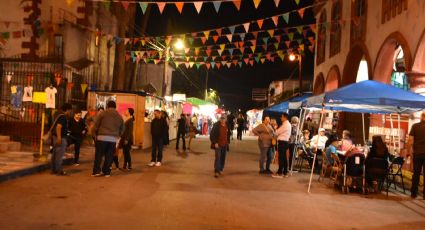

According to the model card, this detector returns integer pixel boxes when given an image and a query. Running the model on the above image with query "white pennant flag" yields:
[193,2,203,14]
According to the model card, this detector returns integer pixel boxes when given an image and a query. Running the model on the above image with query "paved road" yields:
[0,135,424,230]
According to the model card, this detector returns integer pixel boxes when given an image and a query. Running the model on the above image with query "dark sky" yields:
[135,0,316,112]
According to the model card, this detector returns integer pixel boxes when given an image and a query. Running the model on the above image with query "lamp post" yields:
[289,53,302,93]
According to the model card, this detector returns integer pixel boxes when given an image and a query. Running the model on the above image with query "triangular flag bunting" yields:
[213,35,219,43]
[206,49,212,57]
[267,30,275,37]
[229,26,236,34]
[206,63,211,69]
[81,83,88,94]
[257,19,264,29]
[157,2,166,14]
[216,28,222,36]
[204,31,210,39]
[274,0,280,7]
[139,2,148,14]
[253,0,261,9]
[195,48,200,56]
[262,37,268,44]
[243,23,250,33]
[216,63,221,69]
[288,33,294,41]
[254,56,260,63]
[295,0,301,5]
[226,34,233,42]
[272,16,279,26]
[249,60,254,66]
[193,2,203,14]
[297,26,303,35]
[220,44,226,50]
[239,41,244,48]
[283,13,290,24]
[260,58,266,64]
[298,8,305,19]
[250,46,256,53]
[218,50,223,56]
[240,33,245,41]
[175,2,184,14]
[211,62,216,68]
[233,0,241,10]
[244,58,249,64]
[213,2,221,13]
[285,40,291,48]
[201,37,207,44]
[226,62,232,68]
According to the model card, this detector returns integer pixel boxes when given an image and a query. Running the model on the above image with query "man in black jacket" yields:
[176,114,187,150]
[210,116,231,178]
[149,110,168,167]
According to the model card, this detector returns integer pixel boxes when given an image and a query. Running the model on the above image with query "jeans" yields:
[259,144,270,171]
[266,147,275,171]
[152,137,164,162]
[277,140,290,175]
[52,137,67,173]
[237,128,243,140]
[123,141,132,169]
[176,131,186,149]
[67,136,82,164]
[214,145,228,173]
[411,154,425,196]
[93,140,116,175]
[288,143,296,171]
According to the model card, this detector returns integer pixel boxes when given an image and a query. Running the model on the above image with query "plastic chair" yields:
[296,144,314,172]
[330,154,343,185]
[386,156,405,195]
[318,148,329,182]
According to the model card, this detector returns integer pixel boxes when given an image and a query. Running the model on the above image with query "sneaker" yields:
[214,172,219,178]
[155,162,162,167]
[127,168,132,171]
[218,171,224,176]
[411,193,418,199]
[148,162,156,167]
[73,163,80,166]
[104,174,111,178]
[56,171,69,176]
[91,173,103,177]
[284,174,289,178]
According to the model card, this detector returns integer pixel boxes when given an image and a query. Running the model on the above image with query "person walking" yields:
[51,103,73,176]
[236,114,245,140]
[188,122,198,150]
[92,101,124,177]
[252,116,275,174]
[149,110,168,167]
[121,108,135,170]
[407,112,425,199]
[67,109,87,166]
[176,114,187,150]
[273,113,292,177]
[210,116,230,178]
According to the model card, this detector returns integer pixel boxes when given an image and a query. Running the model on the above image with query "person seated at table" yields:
[326,135,340,165]
[300,130,311,147]
[310,128,328,154]
[340,130,354,152]
[365,135,391,191]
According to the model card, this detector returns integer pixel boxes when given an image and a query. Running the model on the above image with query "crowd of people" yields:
[47,103,425,199]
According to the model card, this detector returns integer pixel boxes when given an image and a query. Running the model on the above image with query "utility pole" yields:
[204,68,209,101]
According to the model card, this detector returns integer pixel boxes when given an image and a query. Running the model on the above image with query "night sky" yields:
[135,0,316,112]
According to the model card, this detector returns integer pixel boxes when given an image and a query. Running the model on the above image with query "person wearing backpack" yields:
[51,103,73,176]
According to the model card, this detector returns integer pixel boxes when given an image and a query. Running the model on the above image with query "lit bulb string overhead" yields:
[87,0,289,14]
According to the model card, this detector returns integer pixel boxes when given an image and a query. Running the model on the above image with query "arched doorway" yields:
[325,65,341,92]
[313,73,325,95]
[340,43,372,144]
[374,32,412,85]
[411,29,425,94]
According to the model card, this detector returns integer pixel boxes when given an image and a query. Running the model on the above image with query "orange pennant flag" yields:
[253,0,261,9]
[175,2,184,14]
[257,19,264,29]
[298,8,305,19]
[233,0,241,10]
[157,2,166,14]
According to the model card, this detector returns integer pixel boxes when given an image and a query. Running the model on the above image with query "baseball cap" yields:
[319,128,325,132]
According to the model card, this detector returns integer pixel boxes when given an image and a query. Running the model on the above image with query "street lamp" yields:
[162,39,185,96]
[289,53,303,93]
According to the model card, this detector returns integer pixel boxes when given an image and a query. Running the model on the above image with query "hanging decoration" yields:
[81,83,88,94]
[54,73,62,86]
[6,72,13,83]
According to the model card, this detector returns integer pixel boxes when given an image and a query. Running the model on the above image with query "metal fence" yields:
[0,57,64,149]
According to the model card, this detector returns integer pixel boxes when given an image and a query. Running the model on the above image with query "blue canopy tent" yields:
[306,80,425,113]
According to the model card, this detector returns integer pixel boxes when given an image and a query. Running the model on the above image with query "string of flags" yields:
[83,0,304,14]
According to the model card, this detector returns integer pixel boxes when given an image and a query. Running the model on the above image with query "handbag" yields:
[42,114,64,145]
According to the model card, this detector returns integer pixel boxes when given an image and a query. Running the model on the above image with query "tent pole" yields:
[308,108,325,193]
[290,108,304,174]
[397,114,401,156]
[389,114,396,155]
[362,113,366,145]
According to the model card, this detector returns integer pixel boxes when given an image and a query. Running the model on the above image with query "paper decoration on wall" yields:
[19,108,25,118]
[23,86,33,102]
[11,85,17,94]
[27,75,33,85]
[6,72,13,83]
[117,103,134,115]
[81,83,88,94]
[55,76,61,86]
[28,107,35,120]
[32,92,47,104]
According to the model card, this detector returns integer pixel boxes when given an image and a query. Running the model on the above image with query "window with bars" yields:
[330,0,342,58]
[382,0,408,24]
[350,0,367,45]
[317,11,327,65]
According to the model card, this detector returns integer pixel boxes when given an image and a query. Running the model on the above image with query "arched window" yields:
[330,0,342,57]
[350,0,367,44]
[317,11,327,65]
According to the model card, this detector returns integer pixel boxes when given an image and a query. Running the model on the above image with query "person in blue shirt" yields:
[326,136,340,165]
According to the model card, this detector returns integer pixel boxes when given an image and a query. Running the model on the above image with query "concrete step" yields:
[0,135,10,142]
[0,142,21,153]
